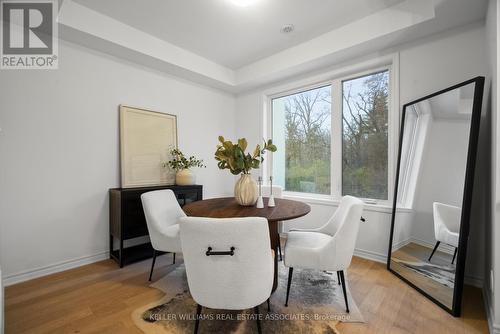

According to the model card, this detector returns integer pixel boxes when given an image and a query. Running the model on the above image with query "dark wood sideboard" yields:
[109,185,203,267]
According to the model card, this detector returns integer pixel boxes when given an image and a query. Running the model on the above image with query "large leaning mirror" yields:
[387,77,484,316]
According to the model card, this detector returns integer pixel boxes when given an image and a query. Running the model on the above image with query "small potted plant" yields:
[215,136,276,206]
[164,148,206,186]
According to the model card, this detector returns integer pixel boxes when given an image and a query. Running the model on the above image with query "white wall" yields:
[485,0,500,332]
[235,25,488,281]
[411,120,471,246]
[0,40,236,284]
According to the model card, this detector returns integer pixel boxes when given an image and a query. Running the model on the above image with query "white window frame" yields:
[263,54,400,206]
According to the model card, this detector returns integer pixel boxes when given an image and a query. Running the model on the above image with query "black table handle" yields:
[206,246,235,256]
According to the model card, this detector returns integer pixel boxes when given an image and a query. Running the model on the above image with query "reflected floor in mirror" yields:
[391,243,455,308]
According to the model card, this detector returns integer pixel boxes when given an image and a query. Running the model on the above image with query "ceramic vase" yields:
[234,174,258,206]
[176,169,196,185]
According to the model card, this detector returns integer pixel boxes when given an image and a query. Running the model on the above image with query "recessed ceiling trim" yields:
[57,0,486,94]
[58,0,236,87]
[236,0,435,86]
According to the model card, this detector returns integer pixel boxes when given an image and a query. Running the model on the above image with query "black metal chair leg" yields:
[428,241,440,262]
[285,267,293,307]
[277,233,282,261]
[173,252,176,264]
[337,271,341,285]
[254,306,262,334]
[339,270,349,313]
[267,298,271,312]
[148,250,157,281]
[452,247,458,264]
[194,304,202,334]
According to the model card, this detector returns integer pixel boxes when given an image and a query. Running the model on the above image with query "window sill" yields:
[282,193,413,214]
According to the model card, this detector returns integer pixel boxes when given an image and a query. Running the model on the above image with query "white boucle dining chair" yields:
[429,202,461,264]
[141,189,186,281]
[283,195,364,313]
[180,216,273,334]
[261,185,284,260]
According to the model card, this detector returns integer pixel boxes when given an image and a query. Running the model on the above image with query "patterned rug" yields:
[132,262,363,333]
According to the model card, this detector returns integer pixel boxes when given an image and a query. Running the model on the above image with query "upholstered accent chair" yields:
[180,216,273,334]
[428,202,461,264]
[283,195,364,313]
[141,189,186,281]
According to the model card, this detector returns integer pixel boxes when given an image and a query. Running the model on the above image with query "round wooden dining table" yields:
[183,197,311,292]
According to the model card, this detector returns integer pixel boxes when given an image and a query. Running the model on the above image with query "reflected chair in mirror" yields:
[283,195,364,312]
[141,189,186,281]
[261,185,284,260]
[179,216,273,334]
[428,202,461,264]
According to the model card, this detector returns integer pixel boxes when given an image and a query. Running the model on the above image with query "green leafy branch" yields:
[164,148,206,172]
[214,136,277,175]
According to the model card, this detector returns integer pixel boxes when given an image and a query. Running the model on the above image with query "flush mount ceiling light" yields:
[229,0,260,7]
[281,24,294,34]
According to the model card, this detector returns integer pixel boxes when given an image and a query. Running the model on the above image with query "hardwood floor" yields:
[5,255,488,334]
[337,257,488,334]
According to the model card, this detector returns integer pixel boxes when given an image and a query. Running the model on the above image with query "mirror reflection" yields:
[389,82,475,310]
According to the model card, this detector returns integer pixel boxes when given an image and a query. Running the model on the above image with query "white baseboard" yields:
[391,238,411,252]
[2,251,109,287]
[354,248,387,264]
[483,286,500,334]
[411,237,455,255]
[0,244,484,290]
[391,237,455,255]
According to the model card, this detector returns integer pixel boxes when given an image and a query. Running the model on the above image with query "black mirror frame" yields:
[387,76,485,317]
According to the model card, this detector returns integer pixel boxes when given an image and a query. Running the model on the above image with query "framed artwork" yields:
[119,105,178,188]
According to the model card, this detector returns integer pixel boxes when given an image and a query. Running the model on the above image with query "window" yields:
[271,68,391,201]
[342,71,389,200]
[272,85,332,195]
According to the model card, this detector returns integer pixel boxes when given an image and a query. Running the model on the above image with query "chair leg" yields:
[428,241,440,262]
[285,267,293,307]
[254,306,262,334]
[339,270,349,313]
[277,233,282,261]
[452,247,458,264]
[148,250,157,281]
[267,298,271,312]
[337,271,341,285]
[173,252,176,264]
[194,304,202,334]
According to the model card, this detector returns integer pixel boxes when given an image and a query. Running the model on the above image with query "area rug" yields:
[392,258,455,288]
[132,262,363,333]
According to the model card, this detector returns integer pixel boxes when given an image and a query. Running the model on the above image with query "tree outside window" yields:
[342,71,389,200]
[271,69,390,200]
[272,85,331,195]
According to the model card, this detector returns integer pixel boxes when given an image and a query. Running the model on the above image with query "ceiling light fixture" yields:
[281,24,294,34]
[229,0,260,7]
